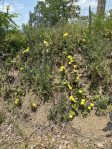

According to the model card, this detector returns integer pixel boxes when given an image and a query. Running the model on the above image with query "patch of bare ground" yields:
[0,92,112,149]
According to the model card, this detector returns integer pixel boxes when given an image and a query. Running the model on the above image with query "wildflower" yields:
[44,40,49,46]
[69,114,73,119]
[23,47,29,53]
[67,55,74,64]
[68,60,73,65]
[78,89,84,94]
[88,106,91,110]
[63,32,69,37]
[31,102,37,111]
[69,110,75,119]
[81,99,85,102]
[80,99,86,105]
[15,98,21,106]
[68,84,72,90]
[90,103,94,108]
[69,59,74,64]
[74,65,77,69]
[69,96,76,102]
[59,66,65,72]
[67,55,73,60]
[74,69,78,73]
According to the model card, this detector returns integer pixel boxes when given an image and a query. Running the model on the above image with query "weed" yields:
[0,113,5,125]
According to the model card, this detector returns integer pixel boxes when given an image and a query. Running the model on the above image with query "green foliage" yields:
[95,97,111,115]
[1,4,112,122]
[0,12,17,33]
[0,113,5,125]
[34,0,80,26]
[0,11,27,67]
[48,98,70,123]
[83,13,112,92]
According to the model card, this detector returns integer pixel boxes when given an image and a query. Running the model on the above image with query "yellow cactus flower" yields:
[82,99,85,102]
[69,96,75,102]
[78,89,84,94]
[69,110,75,119]
[68,55,74,64]
[44,40,49,46]
[23,47,29,53]
[80,99,86,105]
[76,75,79,80]
[59,66,65,72]
[15,98,20,106]
[68,60,74,65]
[69,114,73,119]
[74,69,78,73]
[67,55,73,60]
[80,101,85,105]
[88,106,91,110]
[63,32,69,37]
[68,84,72,90]
[31,103,37,108]
[31,102,37,111]
[90,103,94,108]
[74,65,77,69]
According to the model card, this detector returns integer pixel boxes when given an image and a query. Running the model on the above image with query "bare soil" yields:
[0,95,112,149]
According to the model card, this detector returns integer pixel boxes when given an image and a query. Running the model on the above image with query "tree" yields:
[97,0,106,16]
[33,0,80,26]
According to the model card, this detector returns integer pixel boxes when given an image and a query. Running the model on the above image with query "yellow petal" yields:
[23,47,29,53]
[69,96,75,102]
[90,103,94,107]
[59,66,65,72]
[69,114,73,119]
[88,106,91,110]
[63,32,69,37]
[68,85,72,90]
[74,65,77,69]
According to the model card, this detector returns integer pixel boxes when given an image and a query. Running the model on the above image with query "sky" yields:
[0,0,112,28]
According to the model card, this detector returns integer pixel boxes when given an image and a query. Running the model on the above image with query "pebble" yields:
[95,142,105,148]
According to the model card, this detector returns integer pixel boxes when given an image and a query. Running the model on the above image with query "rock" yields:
[95,142,105,148]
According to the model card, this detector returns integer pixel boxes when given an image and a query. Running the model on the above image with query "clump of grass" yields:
[0,113,5,125]
[48,97,70,123]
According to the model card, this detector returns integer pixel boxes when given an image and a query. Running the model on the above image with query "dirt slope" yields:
[0,96,112,149]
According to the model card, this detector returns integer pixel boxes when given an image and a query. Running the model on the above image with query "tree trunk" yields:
[97,0,106,16]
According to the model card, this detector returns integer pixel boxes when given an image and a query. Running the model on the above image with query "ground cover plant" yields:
[1,18,112,122]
